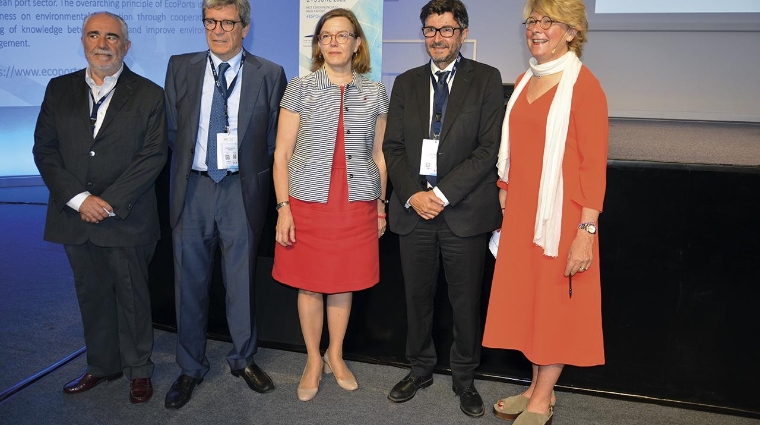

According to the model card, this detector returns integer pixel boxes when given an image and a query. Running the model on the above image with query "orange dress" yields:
[482,66,608,366]
[272,87,379,294]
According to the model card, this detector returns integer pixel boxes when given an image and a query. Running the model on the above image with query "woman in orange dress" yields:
[482,0,608,424]
[271,8,388,402]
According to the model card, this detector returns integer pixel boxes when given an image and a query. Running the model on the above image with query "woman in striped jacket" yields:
[271,8,389,402]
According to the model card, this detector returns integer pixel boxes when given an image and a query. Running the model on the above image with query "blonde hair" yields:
[523,0,588,57]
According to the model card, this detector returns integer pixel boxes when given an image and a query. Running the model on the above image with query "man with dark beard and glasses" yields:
[383,0,504,418]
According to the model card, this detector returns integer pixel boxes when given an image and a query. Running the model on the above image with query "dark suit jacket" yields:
[165,50,286,234]
[383,58,504,237]
[33,65,169,247]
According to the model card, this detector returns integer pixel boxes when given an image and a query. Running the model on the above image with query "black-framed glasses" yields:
[523,16,563,30]
[317,32,357,45]
[421,26,462,38]
[202,18,242,32]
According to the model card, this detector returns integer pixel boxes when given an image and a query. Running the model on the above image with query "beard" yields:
[426,39,462,67]
[86,48,124,77]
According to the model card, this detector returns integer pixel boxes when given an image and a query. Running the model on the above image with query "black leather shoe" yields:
[231,363,275,393]
[388,372,433,403]
[164,374,202,409]
[454,385,485,417]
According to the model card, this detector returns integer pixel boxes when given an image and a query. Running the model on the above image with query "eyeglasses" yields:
[202,18,242,32]
[317,32,357,45]
[421,26,462,38]
[523,16,563,30]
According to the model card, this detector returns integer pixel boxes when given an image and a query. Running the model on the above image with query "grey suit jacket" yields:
[383,57,504,237]
[165,50,287,234]
[33,65,169,247]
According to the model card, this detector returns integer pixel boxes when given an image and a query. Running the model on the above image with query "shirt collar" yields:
[208,49,244,72]
[85,63,124,90]
[314,66,361,92]
[429,54,461,82]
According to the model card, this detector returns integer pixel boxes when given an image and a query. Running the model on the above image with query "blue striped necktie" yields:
[206,62,230,183]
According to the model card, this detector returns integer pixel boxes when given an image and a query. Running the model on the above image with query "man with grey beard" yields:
[33,11,168,404]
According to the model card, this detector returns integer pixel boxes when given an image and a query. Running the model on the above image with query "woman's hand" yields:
[499,188,507,214]
[564,231,594,277]
[378,216,387,238]
[275,207,296,246]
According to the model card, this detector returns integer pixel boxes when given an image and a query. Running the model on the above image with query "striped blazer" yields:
[281,67,389,203]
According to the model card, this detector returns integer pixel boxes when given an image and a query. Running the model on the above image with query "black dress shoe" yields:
[165,375,202,409]
[63,371,123,394]
[454,385,485,417]
[231,363,275,393]
[388,372,433,403]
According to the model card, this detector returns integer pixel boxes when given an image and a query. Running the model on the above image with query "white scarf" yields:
[496,51,582,257]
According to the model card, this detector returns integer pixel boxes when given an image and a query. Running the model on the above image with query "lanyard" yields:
[208,52,244,131]
[89,86,116,130]
[429,55,461,139]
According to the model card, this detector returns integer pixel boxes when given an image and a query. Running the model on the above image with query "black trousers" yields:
[398,216,488,390]
[64,241,156,380]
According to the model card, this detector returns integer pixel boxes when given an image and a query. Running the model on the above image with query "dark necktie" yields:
[206,62,230,183]
[430,70,450,139]
[426,70,450,186]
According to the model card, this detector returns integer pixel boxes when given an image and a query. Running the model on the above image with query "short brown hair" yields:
[523,0,589,57]
[310,8,371,74]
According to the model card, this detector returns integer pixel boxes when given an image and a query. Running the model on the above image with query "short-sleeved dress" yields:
[272,73,388,294]
[482,66,608,366]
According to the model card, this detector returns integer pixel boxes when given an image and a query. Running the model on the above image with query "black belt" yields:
[191,169,240,177]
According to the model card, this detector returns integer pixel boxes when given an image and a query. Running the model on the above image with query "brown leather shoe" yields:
[63,372,123,394]
[130,378,153,404]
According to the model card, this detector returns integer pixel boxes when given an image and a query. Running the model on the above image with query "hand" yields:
[499,188,507,214]
[275,208,296,246]
[564,231,594,277]
[79,195,112,223]
[409,191,444,220]
[378,216,387,238]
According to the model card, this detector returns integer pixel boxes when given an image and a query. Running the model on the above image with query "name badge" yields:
[216,133,238,170]
[419,138,439,176]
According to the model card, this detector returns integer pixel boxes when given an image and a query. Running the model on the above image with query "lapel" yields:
[237,50,263,147]
[71,71,93,141]
[186,52,208,142]
[96,65,134,141]
[439,57,474,143]
[414,63,431,140]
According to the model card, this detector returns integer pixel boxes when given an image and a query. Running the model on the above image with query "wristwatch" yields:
[578,221,597,234]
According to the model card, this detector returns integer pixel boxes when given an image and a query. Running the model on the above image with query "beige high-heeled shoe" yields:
[322,354,358,391]
[297,362,323,402]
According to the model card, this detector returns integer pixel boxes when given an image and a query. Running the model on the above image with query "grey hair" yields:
[82,11,130,42]
[202,0,251,27]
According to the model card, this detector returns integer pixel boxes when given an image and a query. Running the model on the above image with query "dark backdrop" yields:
[148,153,760,418]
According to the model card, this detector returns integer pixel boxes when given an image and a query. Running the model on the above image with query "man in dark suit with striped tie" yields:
[163,0,286,409]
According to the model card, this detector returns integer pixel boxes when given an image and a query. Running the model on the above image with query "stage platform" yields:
[607,118,760,167]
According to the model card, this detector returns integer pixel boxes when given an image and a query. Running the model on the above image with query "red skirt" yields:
[272,91,378,294]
